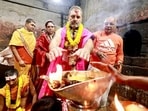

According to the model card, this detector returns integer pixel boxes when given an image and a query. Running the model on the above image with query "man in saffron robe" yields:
[33,20,56,96]
[0,69,37,111]
[38,6,94,99]
[9,18,36,76]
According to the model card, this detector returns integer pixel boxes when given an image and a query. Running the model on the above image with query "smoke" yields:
[84,0,144,31]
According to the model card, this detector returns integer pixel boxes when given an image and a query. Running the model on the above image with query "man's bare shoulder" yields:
[54,28,64,39]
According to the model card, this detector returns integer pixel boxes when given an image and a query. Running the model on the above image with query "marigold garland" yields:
[5,77,23,109]
[66,22,83,46]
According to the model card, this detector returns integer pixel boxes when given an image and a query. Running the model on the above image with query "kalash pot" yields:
[48,67,114,111]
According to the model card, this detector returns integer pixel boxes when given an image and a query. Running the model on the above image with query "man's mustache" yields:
[71,22,78,25]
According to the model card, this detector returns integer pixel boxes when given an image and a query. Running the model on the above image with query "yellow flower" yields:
[16,107,25,111]
[66,22,83,46]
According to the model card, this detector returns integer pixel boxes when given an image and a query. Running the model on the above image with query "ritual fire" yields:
[114,93,148,111]
[41,64,113,111]
[41,64,148,111]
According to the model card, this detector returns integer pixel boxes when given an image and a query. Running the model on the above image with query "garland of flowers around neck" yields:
[5,77,23,109]
[66,22,83,47]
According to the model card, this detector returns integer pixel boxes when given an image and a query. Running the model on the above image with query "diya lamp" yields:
[114,94,148,111]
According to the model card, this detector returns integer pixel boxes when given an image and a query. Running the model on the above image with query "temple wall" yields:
[81,0,148,56]
[0,0,63,50]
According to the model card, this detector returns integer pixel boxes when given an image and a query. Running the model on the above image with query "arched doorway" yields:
[123,29,142,57]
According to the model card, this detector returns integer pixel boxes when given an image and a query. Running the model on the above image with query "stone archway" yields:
[123,29,142,57]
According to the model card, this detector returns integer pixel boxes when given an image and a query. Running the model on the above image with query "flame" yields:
[114,94,125,111]
[114,94,148,111]
[49,64,63,83]
[84,100,89,106]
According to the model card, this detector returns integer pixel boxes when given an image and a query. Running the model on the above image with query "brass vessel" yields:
[49,69,113,109]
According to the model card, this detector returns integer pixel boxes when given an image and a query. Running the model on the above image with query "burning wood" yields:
[40,64,110,89]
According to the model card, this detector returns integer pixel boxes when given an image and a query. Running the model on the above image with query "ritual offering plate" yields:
[48,68,113,108]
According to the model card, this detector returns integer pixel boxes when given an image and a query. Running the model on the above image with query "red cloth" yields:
[34,33,50,68]
[16,46,32,64]
[33,33,52,96]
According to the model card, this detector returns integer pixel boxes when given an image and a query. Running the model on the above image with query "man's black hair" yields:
[5,68,18,77]
[0,65,14,88]
[26,18,35,24]
[31,96,62,111]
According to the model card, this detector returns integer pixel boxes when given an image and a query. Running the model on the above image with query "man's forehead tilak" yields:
[74,9,79,14]
[71,9,81,16]
[5,74,17,81]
